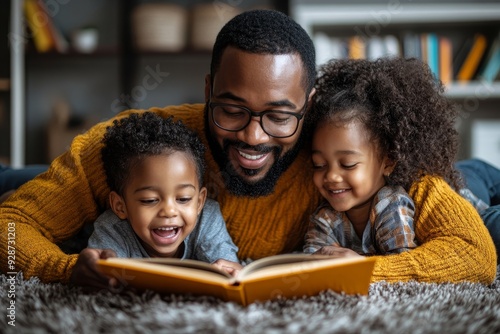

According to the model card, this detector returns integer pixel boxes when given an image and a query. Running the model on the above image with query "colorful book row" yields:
[314,32,500,84]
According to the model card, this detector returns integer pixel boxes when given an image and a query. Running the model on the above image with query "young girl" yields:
[88,112,242,276]
[304,57,487,257]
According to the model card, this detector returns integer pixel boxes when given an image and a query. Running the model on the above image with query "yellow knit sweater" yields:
[0,104,496,284]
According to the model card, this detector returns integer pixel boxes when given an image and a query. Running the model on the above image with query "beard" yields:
[204,108,304,197]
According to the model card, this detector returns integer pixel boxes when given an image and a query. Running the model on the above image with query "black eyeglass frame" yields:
[208,98,308,138]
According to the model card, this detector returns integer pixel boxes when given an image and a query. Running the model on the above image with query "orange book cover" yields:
[439,36,453,85]
[456,33,488,82]
[24,0,54,53]
[349,36,366,59]
[97,254,376,306]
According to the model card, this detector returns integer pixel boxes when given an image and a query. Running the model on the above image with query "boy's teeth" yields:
[157,227,175,231]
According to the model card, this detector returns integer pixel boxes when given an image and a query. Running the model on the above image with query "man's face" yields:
[204,47,314,196]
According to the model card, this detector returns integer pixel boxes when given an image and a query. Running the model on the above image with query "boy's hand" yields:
[211,259,243,277]
[314,246,363,258]
[70,248,119,290]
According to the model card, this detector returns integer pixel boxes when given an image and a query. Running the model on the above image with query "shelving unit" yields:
[6,0,285,164]
[6,1,500,165]
[291,2,500,98]
[290,1,500,164]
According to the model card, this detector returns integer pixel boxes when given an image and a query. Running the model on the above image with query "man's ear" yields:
[197,187,208,216]
[109,191,128,220]
[308,87,316,103]
[204,74,211,103]
[383,158,397,177]
[304,87,316,116]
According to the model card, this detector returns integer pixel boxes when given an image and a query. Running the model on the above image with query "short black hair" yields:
[313,57,462,191]
[210,9,316,94]
[101,112,206,195]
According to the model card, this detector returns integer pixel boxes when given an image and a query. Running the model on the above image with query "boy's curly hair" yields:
[101,112,206,195]
[313,57,462,191]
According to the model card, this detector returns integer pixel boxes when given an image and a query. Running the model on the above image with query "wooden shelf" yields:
[0,78,9,91]
[445,82,500,99]
[292,3,500,34]
[25,47,121,59]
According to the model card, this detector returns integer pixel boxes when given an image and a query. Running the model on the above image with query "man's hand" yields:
[314,246,363,259]
[211,259,243,277]
[70,248,119,290]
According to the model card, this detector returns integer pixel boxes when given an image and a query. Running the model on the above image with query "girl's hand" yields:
[212,259,243,277]
[314,246,363,258]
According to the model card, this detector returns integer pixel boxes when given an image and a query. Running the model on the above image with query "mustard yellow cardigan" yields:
[0,104,496,284]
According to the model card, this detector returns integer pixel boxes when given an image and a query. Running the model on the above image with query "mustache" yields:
[222,139,275,154]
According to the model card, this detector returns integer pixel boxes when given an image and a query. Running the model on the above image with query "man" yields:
[0,10,496,289]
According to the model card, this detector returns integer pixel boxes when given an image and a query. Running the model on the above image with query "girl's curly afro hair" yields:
[101,112,206,195]
[312,57,463,191]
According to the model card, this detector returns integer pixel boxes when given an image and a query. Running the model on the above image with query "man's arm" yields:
[371,175,497,284]
[0,119,114,283]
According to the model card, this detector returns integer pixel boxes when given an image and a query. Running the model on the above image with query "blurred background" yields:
[1,0,500,167]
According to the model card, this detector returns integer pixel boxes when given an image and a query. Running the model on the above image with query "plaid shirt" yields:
[304,185,417,256]
[459,188,489,213]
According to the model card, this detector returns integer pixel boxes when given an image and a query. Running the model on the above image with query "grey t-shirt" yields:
[87,199,239,263]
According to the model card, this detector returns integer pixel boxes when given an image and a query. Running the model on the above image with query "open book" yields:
[96,254,376,306]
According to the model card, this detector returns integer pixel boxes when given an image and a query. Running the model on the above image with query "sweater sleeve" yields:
[0,104,205,283]
[370,175,497,284]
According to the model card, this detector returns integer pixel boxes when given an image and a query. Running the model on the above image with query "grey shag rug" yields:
[2,267,500,334]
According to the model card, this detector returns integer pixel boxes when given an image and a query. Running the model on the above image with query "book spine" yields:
[24,0,54,53]
[420,33,428,64]
[224,284,246,305]
[349,36,366,59]
[477,33,500,83]
[479,46,500,82]
[403,32,421,59]
[427,33,439,79]
[38,0,69,53]
[439,36,453,85]
[457,34,488,82]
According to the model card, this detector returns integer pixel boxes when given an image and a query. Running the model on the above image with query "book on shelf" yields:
[96,253,376,306]
[37,0,69,53]
[439,36,453,85]
[477,33,500,82]
[456,33,488,82]
[315,32,332,65]
[24,0,69,53]
[24,0,54,53]
[348,35,366,59]
[420,34,428,64]
[426,33,440,79]
[402,31,421,60]
[384,35,400,58]
[367,36,385,60]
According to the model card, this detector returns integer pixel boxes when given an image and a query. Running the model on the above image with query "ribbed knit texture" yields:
[0,104,496,284]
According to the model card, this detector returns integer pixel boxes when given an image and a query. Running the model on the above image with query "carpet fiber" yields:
[2,267,500,333]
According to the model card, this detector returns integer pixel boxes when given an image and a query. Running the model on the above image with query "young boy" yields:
[88,112,242,276]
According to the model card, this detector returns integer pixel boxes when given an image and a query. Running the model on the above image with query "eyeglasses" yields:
[208,99,307,138]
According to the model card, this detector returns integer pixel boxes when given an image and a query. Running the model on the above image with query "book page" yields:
[239,254,369,281]
[238,254,334,277]
[135,258,233,278]
[98,257,233,283]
